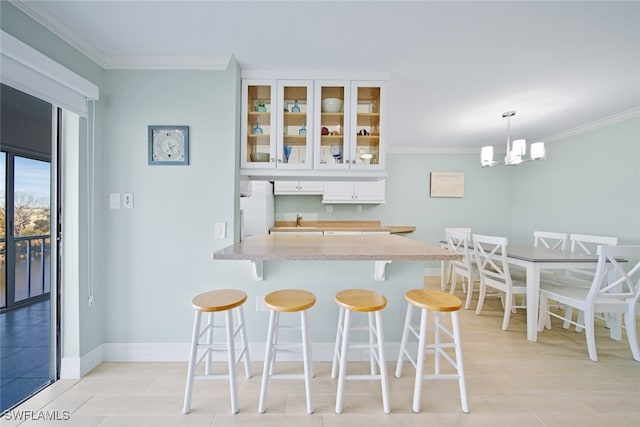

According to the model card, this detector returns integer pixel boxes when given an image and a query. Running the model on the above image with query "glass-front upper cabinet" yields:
[277,80,313,169]
[350,81,385,170]
[241,80,276,168]
[313,81,350,170]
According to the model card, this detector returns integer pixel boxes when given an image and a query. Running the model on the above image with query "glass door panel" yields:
[0,151,5,309]
[314,82,349,169]
[13,157,51,304]
[353,84,382,167]
[279,81,312,169]
[242,81,275,168]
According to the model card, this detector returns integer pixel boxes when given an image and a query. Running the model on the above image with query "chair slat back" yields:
[446,229,472,271]
[472,234,512,287]
[533,231,568,250]
[570,234,618,255]
[569,234,618,280]
[589,246,640,305]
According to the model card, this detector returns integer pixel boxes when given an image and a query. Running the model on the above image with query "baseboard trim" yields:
[60,344,103,379]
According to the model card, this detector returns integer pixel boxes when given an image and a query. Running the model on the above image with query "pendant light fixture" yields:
[481,111,546,167]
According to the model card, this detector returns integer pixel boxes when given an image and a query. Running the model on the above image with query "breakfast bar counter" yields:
[214,234,460,280]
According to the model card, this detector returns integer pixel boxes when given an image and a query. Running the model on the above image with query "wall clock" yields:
[148,125,189,165]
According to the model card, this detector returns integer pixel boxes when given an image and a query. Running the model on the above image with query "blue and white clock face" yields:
[153,129,185,161]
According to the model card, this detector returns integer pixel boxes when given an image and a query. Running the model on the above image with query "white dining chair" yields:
[537,245,640,362]
[446,229,479,309]
[542,234,618,330]
[442,227,471,291]
[534,231,569,250]
[473,234,527,331]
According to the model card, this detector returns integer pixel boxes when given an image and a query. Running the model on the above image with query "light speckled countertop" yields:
[213,234,460,262]
[269,220,415,234]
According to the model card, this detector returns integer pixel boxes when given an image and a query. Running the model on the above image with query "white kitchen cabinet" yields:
[313,80,385,172]
[274,181,323,195]
[269,231,323,235]
[241,74,386,180]
[241,79,314,170]
[322,179,385,204]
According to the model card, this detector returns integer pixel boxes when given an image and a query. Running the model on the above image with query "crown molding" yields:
[10,0,108,67]
[102,55,233,70]
[389,107,640,154]
[387,146,480,154]
[543,107,640,143]
[11,0,232,71]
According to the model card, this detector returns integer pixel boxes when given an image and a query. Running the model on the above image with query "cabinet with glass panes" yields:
[278,80,313,169]
[241,80,276,169]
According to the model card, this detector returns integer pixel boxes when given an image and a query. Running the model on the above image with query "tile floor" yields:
[0,299,52,413]
[3,277,640,426]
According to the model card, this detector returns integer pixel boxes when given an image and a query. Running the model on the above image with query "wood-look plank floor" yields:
[5,277,639,426]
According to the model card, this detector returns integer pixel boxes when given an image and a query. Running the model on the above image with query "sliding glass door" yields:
[0,85,55,413]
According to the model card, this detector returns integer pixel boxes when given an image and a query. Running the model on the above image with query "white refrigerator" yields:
[240,180,274,239]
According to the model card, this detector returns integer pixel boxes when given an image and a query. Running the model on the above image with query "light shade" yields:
[480,146,495,167]
[530,142,546,160]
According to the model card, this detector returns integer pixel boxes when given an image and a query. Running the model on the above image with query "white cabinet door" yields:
[349,81,385,171]
[322,181,354,202]
[322,179,385,203]
[241,79,276,169]
[353,180,385,203]
[313,81,350,170]
[277,80,313,169]
[274,181,323,195]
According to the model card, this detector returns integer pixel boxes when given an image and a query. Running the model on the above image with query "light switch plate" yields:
[215,222,226,239]
[109,193,120,209]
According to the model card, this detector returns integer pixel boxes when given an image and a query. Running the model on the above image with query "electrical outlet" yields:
[325,204,333,213]
[123,193,134,209]
[357,205,362,213]
[256,296,268,312]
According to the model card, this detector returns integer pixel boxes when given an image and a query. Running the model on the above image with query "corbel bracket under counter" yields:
[213,234,461,281]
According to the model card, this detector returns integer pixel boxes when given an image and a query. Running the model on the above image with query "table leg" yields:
[526,264,541,342]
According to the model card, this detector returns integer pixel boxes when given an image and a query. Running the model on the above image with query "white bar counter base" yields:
[213,234,461,281]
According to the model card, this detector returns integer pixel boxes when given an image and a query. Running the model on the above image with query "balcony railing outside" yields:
[0,234,51,310]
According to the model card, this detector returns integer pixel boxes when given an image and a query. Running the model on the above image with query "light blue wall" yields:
[1,2,107,356]
[510,117,640,245]
[276,117,640,252]
[102,67,241,342]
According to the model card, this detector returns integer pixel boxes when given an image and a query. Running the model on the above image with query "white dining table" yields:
[505,245,603,342]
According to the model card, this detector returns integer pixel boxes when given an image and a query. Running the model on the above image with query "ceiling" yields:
[13,0,640,151]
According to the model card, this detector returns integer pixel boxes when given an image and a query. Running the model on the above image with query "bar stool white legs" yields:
[395,289,469,413]
[331,289,390,414]
[258,289,316,414]
[183,289,252,415]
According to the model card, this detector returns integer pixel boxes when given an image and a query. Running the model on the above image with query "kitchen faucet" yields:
[296,214,303,227]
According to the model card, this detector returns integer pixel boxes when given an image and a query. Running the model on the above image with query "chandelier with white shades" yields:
[481,111,546,167]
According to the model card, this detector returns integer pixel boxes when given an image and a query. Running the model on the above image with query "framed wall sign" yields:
[148,125,189,165]
[430,172,464,198]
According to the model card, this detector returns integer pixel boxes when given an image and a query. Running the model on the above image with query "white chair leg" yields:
[237,305,252,378]
[584,309,598,362]
[331,307,345,379]
[368,312,377,375]
[335,309,351,414]
[450,273,458,295]
[537,294,549,332]
[464,278,474,310]
[395,303,413,378]
[375,310,390,414]
[301,310,314,414]
[451,311,469,413]
[501,291,513,331]
[412,307,428,413]
[624,308,640,362]
[225,310,239,414]
[183,311,201,414]
[205,312,214,375]
[475,281,486,315]
[562,307,573,329]
[258,310,277,414]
